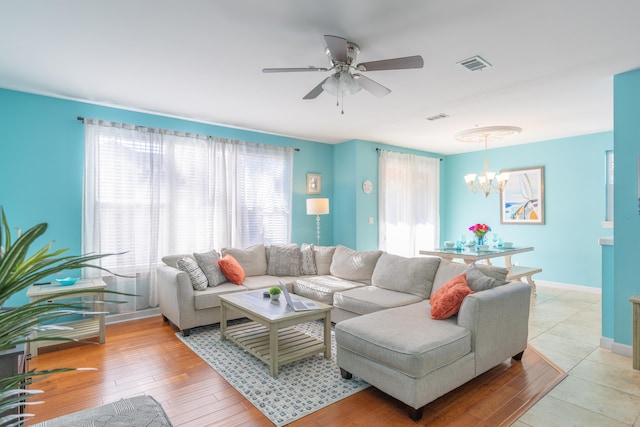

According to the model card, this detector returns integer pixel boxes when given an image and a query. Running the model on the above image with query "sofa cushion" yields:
[242,275,298,291]
[176,257,208,291]
[314,246,336,275]
[193,250,227,287]
[193,283,249,310]
[430,274,474,319]
[371,253,440,299]
[162,253,194,269]
[294,276,366,305]
[221,244,267,277]
[330,245,382,284]
[335,300,471,378]
[266,244,301,276]
[300,243,317,275]
[333,286,423,315]
[218,254,246,285]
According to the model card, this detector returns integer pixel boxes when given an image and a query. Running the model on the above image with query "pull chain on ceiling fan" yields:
[263,35,424,113]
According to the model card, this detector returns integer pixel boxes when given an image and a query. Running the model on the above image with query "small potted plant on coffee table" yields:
[268,286,281,301]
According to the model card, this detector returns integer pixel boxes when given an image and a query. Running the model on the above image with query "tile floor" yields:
[514,285,640,427]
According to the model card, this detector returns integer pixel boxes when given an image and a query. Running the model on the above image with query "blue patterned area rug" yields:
[176,320,369,426]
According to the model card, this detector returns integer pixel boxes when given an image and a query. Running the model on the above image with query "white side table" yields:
[26,278,107,356]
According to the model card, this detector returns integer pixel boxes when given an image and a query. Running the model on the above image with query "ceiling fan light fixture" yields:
[321,71,361,96]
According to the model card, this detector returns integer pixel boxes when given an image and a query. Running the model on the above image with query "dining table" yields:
[419,245,540,293]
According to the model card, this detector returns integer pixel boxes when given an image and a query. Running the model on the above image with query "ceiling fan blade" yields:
[356,55,424,71]
[353,74,391,97]
[324,35,348,63]
[263,67,328,73]
[303,77,329,99]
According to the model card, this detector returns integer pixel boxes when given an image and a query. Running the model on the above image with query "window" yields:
[83,120,293,311]
[378,150,440,256]
[606,150,613,222]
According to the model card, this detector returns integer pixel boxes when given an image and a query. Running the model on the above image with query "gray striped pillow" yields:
[176,257,208,290]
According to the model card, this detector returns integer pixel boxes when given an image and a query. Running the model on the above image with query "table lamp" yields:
[306,198,329,245]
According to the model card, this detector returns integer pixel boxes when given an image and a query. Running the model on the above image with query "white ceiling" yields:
[1,0,639,154]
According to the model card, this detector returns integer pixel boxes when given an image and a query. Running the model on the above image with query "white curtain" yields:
[378,150,440,257]
[82,119,293,312]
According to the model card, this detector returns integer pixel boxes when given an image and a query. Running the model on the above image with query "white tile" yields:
[571,359,640,397]
[586,347,634,370]
[530,331,599,361]
[545,322,601,347]
[549,375,640,424]
[519,395,628,427]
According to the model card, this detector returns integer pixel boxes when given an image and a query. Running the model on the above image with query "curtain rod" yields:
[76,116,300,152]
[376,147,442,161]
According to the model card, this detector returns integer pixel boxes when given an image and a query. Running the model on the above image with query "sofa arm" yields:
[457,281,531,376]
[157,264,197,332]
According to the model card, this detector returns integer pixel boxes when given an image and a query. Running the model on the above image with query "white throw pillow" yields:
[221,244,267,277]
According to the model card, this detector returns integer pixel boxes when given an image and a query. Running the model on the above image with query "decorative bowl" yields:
[502,242,514,248]
[477,245,489,251]
[443,241,455,248]
[56,277,80,286]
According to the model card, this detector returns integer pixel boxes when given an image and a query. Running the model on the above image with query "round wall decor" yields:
[362,179,373,194]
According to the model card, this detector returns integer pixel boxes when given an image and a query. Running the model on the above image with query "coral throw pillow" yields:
[430,273,474,319]
[218,254,246,285]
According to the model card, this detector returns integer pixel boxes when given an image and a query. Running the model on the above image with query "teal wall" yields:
[602,243,614,339]
[613,68,640,346]
[0,89,334,305]
[332,139,442,251]
[442,132,613,288]
[1,84,631,346]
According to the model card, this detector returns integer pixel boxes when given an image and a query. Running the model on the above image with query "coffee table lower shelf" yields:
[224,321,326,375]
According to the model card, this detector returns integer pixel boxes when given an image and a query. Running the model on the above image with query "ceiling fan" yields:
[263,35,424,109]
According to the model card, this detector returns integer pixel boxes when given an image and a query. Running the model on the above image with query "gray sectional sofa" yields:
[157,243,531,420]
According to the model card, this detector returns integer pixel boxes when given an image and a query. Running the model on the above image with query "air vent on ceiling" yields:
[457,55,492,72]
[425,113,449,121]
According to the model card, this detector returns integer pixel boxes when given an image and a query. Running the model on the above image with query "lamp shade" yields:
[306,198,330,215]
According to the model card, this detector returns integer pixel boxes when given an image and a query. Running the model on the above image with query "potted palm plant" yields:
[0,208,129,426]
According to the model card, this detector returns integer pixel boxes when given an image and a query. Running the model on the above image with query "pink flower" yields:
[469,223,491,237]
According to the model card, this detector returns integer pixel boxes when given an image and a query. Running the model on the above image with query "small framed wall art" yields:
[307,173,322,194]
[500,166,545,224]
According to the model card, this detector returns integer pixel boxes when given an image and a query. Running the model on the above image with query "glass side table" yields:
[26,278,107,356]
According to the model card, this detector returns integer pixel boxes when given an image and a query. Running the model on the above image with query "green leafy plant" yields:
[0,208,130,426]
[268,286,281,295]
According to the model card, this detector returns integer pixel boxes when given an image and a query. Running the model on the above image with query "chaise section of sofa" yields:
[335,261,532,421]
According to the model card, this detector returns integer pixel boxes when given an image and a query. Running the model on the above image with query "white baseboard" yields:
[600,336,613,349]
[535,280,601,294]
[600,337,633,357]
[106,307,161,325]
[611,342,633,358]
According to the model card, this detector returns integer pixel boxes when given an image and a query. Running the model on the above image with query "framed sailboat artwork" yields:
[500,166,545,225]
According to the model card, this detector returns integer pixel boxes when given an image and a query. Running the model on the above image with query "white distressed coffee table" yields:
[219,290,332,377]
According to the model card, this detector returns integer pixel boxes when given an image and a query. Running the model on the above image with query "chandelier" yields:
[456,126,522,197]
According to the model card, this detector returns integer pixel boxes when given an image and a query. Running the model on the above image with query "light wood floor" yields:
[27,316,565,426]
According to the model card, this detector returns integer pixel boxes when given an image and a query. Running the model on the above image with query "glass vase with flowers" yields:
[469,223,491,247]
